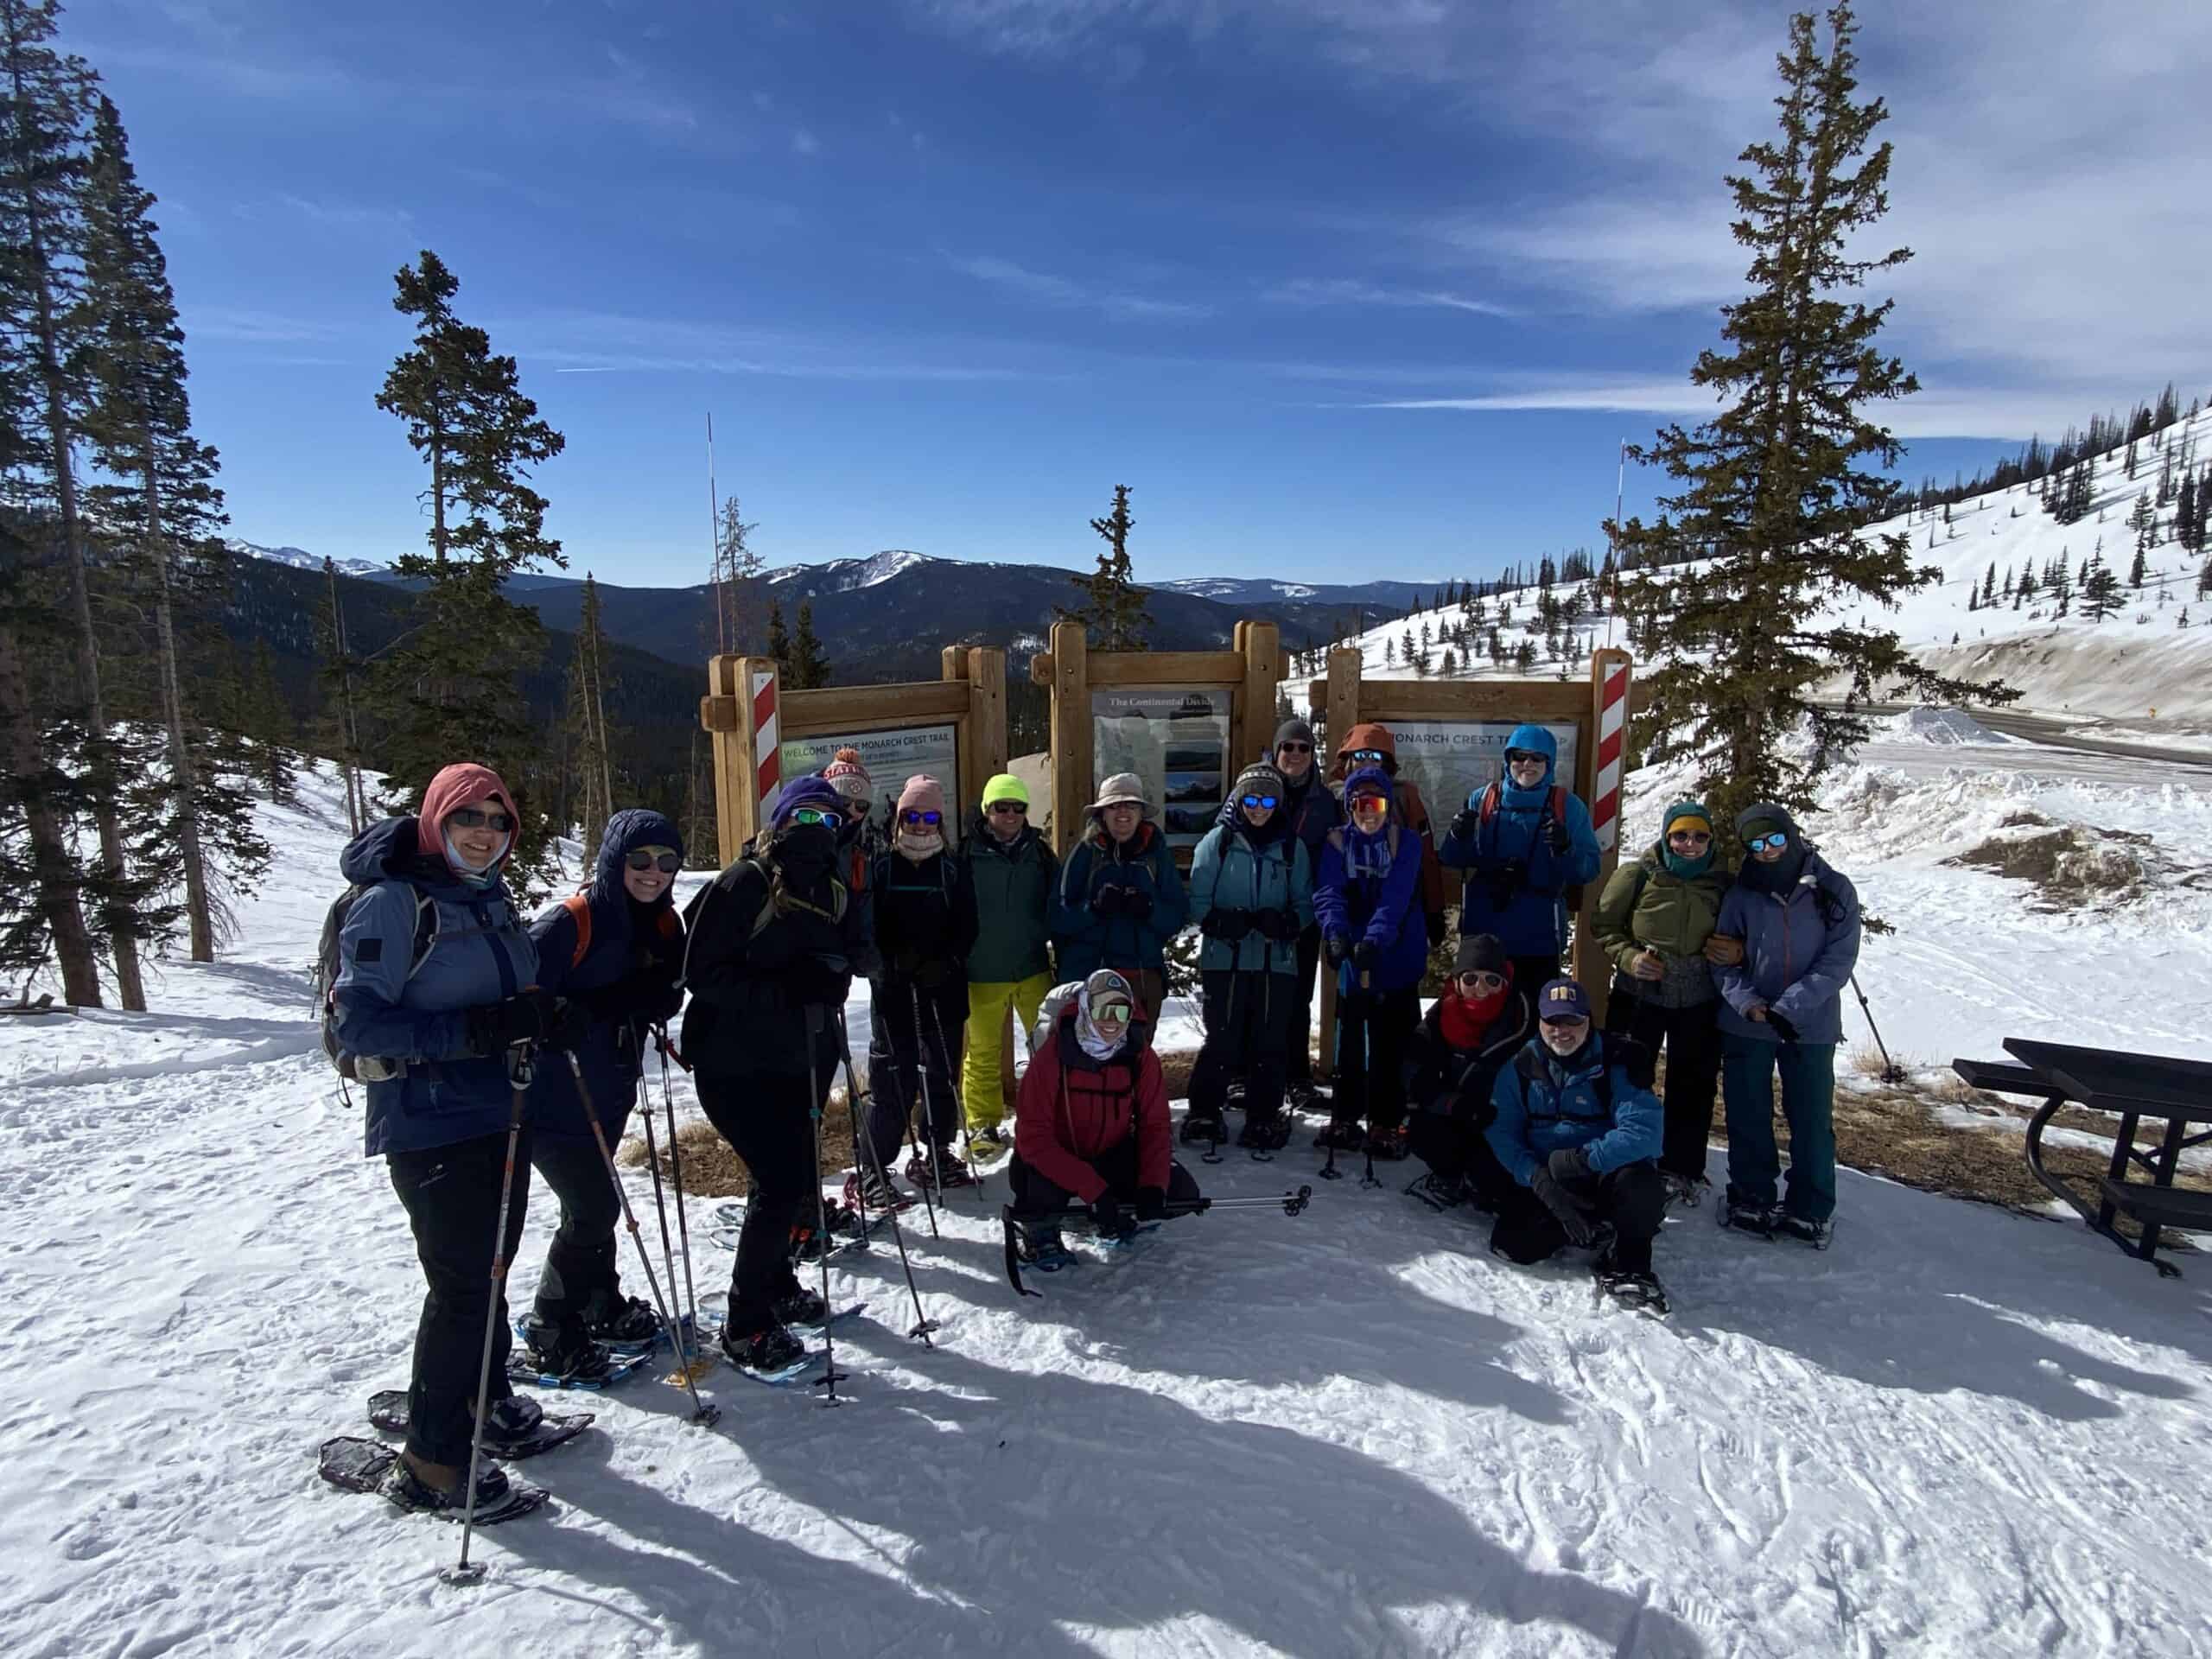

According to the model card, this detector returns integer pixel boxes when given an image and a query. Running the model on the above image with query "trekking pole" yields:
[921,991,988,1203]
[634,1065,697,1377]
[654,1031,702,1352]
[564,1052,721,1426]
[1355,966,1382,1188]
[908,983,956,1206]
[442,1040,534,1587]
[837,1007,939,1344]
[1202,967,1239,1166]
[802,1008,849,1404]
[1849,972,1907,1084]
[898,990,943,1240]
[1001,1185,1314,1298]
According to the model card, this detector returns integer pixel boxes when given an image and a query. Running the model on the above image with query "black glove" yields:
[1767,1008,1801,1044]
[466,988,556,1055]
[1351,939,1380,972]
[1325,934,1351,967]
[1119,887,1154,921]
[1135,1185,1166,1222]
[787,960,849,1007]
[1546,820,1572,855]
[1090,1193,1135,1238]
[1426,910,1447,948]
[645,983,683,1024]
[1529,1164,1597,1248]
[542,997,593,1053]
[1547,1146,1592,1184]
[1202,909,1255,942]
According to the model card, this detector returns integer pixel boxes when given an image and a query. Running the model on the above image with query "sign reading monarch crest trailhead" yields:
[1382,721,1580,824]
[782,724,963,844]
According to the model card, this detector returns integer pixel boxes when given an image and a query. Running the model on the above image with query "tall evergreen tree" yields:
[2081,550,2122,622]
[1057,483,1154,649]
[372,250,566,888]
[765,600,791,678]
[709,492,760,655]
[315,556,369,836]
[791,599,831,688]
[1606,5,2007,817]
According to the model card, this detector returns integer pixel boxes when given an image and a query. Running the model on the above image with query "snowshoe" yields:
[1719,1195,1779,1239]
[507,1328,652,1389]
[1179,1107,1228,1147]
[1593,1262,1672,1319]
[1662,1172,1710,1210]
[1775,1211,1834,1250]
[908,1147,976,1189]
[365,1390,594,1459]
[967,1124,1011,1160]
[1363,1122,1410,1162]
[1404,1170,1466,1211]
[1016,1225,1077,1273]
[720,1322,810,1379]
[581,1292,662,1348]
[318,1436,546,1525]
[845,1166,911,1214]
[772,1284,830,1326]
[517,1317,618,1380]
[1237,1107,1291,1153]
[1313,1117,1365,1152]
[789,1201,863,1263]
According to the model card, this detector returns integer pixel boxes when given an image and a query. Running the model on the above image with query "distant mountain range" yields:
[226,541,1431,680]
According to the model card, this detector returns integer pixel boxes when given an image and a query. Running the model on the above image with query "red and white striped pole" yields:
[752,665,781,824]
[1590,652,1630,853]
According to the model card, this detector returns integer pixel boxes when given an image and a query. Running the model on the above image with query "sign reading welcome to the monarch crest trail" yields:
[1383,721,1580,823]
[781,725,963,842]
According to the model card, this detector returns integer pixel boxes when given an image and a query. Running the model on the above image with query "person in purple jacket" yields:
[1713,803,1861,1248]
[1313,766,1427,1158]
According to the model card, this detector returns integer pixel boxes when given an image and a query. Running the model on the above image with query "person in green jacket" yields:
[959,772,1058,1155]
[1591,799,1743,1205]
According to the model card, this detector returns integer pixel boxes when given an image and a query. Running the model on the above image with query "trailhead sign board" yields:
[1382,721,1580,823]
[1092,687,1231,855]
[782,724,963,846]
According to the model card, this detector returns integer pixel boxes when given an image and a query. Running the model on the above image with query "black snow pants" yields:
[1408,1111,1516,1211]
[527,1124,628,1341]
[866,976,966,1170]
[696,1071,817,1333]
[1606,992,1723,1183]
[1007,1137,1203,1219]
[1331,985,1421,1134]
[1490,1161,1668,1273]
[387,1128,532,1467]
[1189,968,1297,1122]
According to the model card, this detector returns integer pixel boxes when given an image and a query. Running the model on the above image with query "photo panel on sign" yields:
[779,724,963,844]
[1381,721,1580,824]
[1092,687,1229,854]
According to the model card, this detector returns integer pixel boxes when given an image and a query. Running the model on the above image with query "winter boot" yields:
[1719,1195,1779,1239]
[909,1146,976,1189]
[1015,1223,1077,1273]
[580,1289,660,1346]
[1404,1170,1466,1211]
[967,1123,1010,1160]
[477,1395,547,1458]
[1237,1104,1292,1152]
[518,1319,616,1384]
[1593,1249,1671,1315]
[721,1322,809,1375]
[1180,1105,1228,1147]
[1662,1172,1710,1210]
[1775,1211,1834,1250]
[773,1283,830,1325]
[386,1453,511,1515]
[845,1166,910,1214]
[1313,1116,1365,1152]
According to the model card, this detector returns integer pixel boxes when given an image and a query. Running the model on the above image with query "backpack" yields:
[315,883,438,1082]
[1511,1033,1649,1125]
[1474,781,1582,907]
[677,857,849,988]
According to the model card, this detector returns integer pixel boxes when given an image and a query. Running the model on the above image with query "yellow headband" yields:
[1666,812,1713,839]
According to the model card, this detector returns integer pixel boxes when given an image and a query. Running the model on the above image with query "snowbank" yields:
[1878,705,2016,746]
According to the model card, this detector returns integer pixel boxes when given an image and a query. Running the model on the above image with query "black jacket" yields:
[1402,991,1535,1125]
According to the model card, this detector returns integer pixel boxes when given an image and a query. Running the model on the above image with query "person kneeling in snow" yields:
[1008,969,1202,1268]
[1401,933,1533,1214]
[1485,978,1669,1307]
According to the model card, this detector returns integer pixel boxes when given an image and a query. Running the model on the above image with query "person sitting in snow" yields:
[1183,762,1314,1154]
[1401,933,1534,1213]
[1439,724,1601,995]
[1713,804,1861,1248]
[516,809,688,1382]
[1008,969,1202,1268]
[1485,977,1669,1309]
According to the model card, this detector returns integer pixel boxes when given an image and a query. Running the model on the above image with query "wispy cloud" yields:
[1262,276,1513,318]
[256,194,416,234]
[791,127,821,156]
[184,307,345,345]
[946,254,1211,322]
[504,310,1059,382]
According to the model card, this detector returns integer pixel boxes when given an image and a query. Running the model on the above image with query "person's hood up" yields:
[1733,801,1809,893]
[415,763,518,873]
[590,807,683,907]
[340,815,440,888]
[1341,764,1396,836]
[1503,724,1558,786]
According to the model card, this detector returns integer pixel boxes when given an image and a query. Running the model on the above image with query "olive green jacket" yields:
[1593,843,1731,970]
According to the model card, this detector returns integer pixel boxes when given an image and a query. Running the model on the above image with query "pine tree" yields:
[2081,550,2122,622]
[766,600,791,677]
[2177,471,2201,555]
[372,250,567,890]
[791,600,831,688]
[243,639,296,799]
[1057,484,1153,649]
[1980,563,1996,605]
[1605,5,2005,816]
[709,493,760,655]
[315,557,369,836]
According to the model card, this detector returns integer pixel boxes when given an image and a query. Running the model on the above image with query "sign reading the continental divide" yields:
[1383,721,1580,823]
[1092,687,1230,854]
[781,724,963,844]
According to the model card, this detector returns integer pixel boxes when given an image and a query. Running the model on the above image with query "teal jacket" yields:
[962,814,1058,984]
[1052,819,1189,981]
[1188,822,1313,975]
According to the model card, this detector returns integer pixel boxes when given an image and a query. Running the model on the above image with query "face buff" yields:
[1076,969,1135,1060]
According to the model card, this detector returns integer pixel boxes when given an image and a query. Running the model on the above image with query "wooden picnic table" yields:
[1952,1039,2212,1277]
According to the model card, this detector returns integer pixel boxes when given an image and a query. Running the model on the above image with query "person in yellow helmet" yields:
[957,772,1058,1157]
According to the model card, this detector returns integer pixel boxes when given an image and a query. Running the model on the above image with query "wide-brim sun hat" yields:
[1088,772,1150,815]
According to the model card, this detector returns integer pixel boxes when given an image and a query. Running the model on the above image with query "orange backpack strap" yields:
[561,893,593,969]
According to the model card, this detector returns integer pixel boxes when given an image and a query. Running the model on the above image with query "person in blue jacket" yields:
[1185,762,1315,1152]
[1439,723,1600,995]
[1485,978,1668,1304]
[1051,772,1188,1043]
[1713,803,1861,1247]
[515,809,688,1380]
[1313,766,1427,1158]
[332,762,587,1514]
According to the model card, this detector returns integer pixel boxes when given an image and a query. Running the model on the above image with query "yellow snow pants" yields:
[960,971,1052,1130]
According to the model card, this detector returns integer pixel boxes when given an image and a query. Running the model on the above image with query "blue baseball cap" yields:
[1537,978,1592,1022]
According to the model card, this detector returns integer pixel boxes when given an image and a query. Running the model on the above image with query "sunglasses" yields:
[626,850,683,874]
[1456,970,1506,993]
[1240,794,1279,810]
[1505,750,1546,767]
[1088,997,1133,1024]
[1667,830,1713,844]
[787,806,839,828]
[1277,741,1313,754]
[987,801,1027,815]
[1745,832,1790,854]
[448,806,513,832]
[901,810,943,827]
[1347,748,1388,764]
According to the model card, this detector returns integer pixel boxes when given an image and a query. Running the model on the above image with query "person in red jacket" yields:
[1009,969,1203,1268]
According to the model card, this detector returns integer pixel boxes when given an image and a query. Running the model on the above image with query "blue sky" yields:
[71,0,2212,587]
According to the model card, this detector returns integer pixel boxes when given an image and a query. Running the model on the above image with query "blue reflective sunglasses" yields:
[1240,794,1279,811]
[1745,832,1790,855]
[901,810,943,827]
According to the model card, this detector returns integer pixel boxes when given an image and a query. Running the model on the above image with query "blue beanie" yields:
[771,776,842,831]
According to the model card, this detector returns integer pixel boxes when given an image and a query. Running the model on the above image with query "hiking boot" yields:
[844,1166,909,1214]
[721,1323,808,1374]
[1016,1224,1076,1272]
[1404,1170,1466,1211]
[1775,1211,1834,1250]
[1313,1116,1365,1152]
[1719,1196,1779,1239]
[1237,1106,1291,1152]
[967,1124,1010,1160]
[772,1284,830,1325]
[906,1147,975,1188]
[519,1319,615,1383]
[1364,1122,1410,1161]
[580,1291,660,1346]
[1662,1172,1710,1210]
[1179,1106,1227,1146]
[479,1395,546,1456]
[1593,1256,1671,1315]
[388,1453,510,1514]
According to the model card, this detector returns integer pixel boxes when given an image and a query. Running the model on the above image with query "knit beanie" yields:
[770,775,842,831]
[1272,717,1316,753]
[1233,762,1287,804]
[823,747,873,804]
[896,774,946,820]
[1660,798,1716,879]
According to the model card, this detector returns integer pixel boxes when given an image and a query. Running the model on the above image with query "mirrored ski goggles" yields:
[786,806,839,829]
[1346,748,1389,764]
[1744,831,1790,855]
[1240,794,1280,810]
[1087,995,1134,1024]
[1504,749,1546,768]
[1455,970,1507,994]
[448,806,514,832]
[626,849,683,874]
[901,810,944,827]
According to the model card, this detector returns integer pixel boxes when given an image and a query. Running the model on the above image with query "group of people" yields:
[327,717,1861,1514]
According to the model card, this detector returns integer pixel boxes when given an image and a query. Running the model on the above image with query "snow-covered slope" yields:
[229,537,385,577]
[5,763,2212,1656]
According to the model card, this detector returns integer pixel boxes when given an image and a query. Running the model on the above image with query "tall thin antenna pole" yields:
[707,413,723,654]
[1606,438,1625,647]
